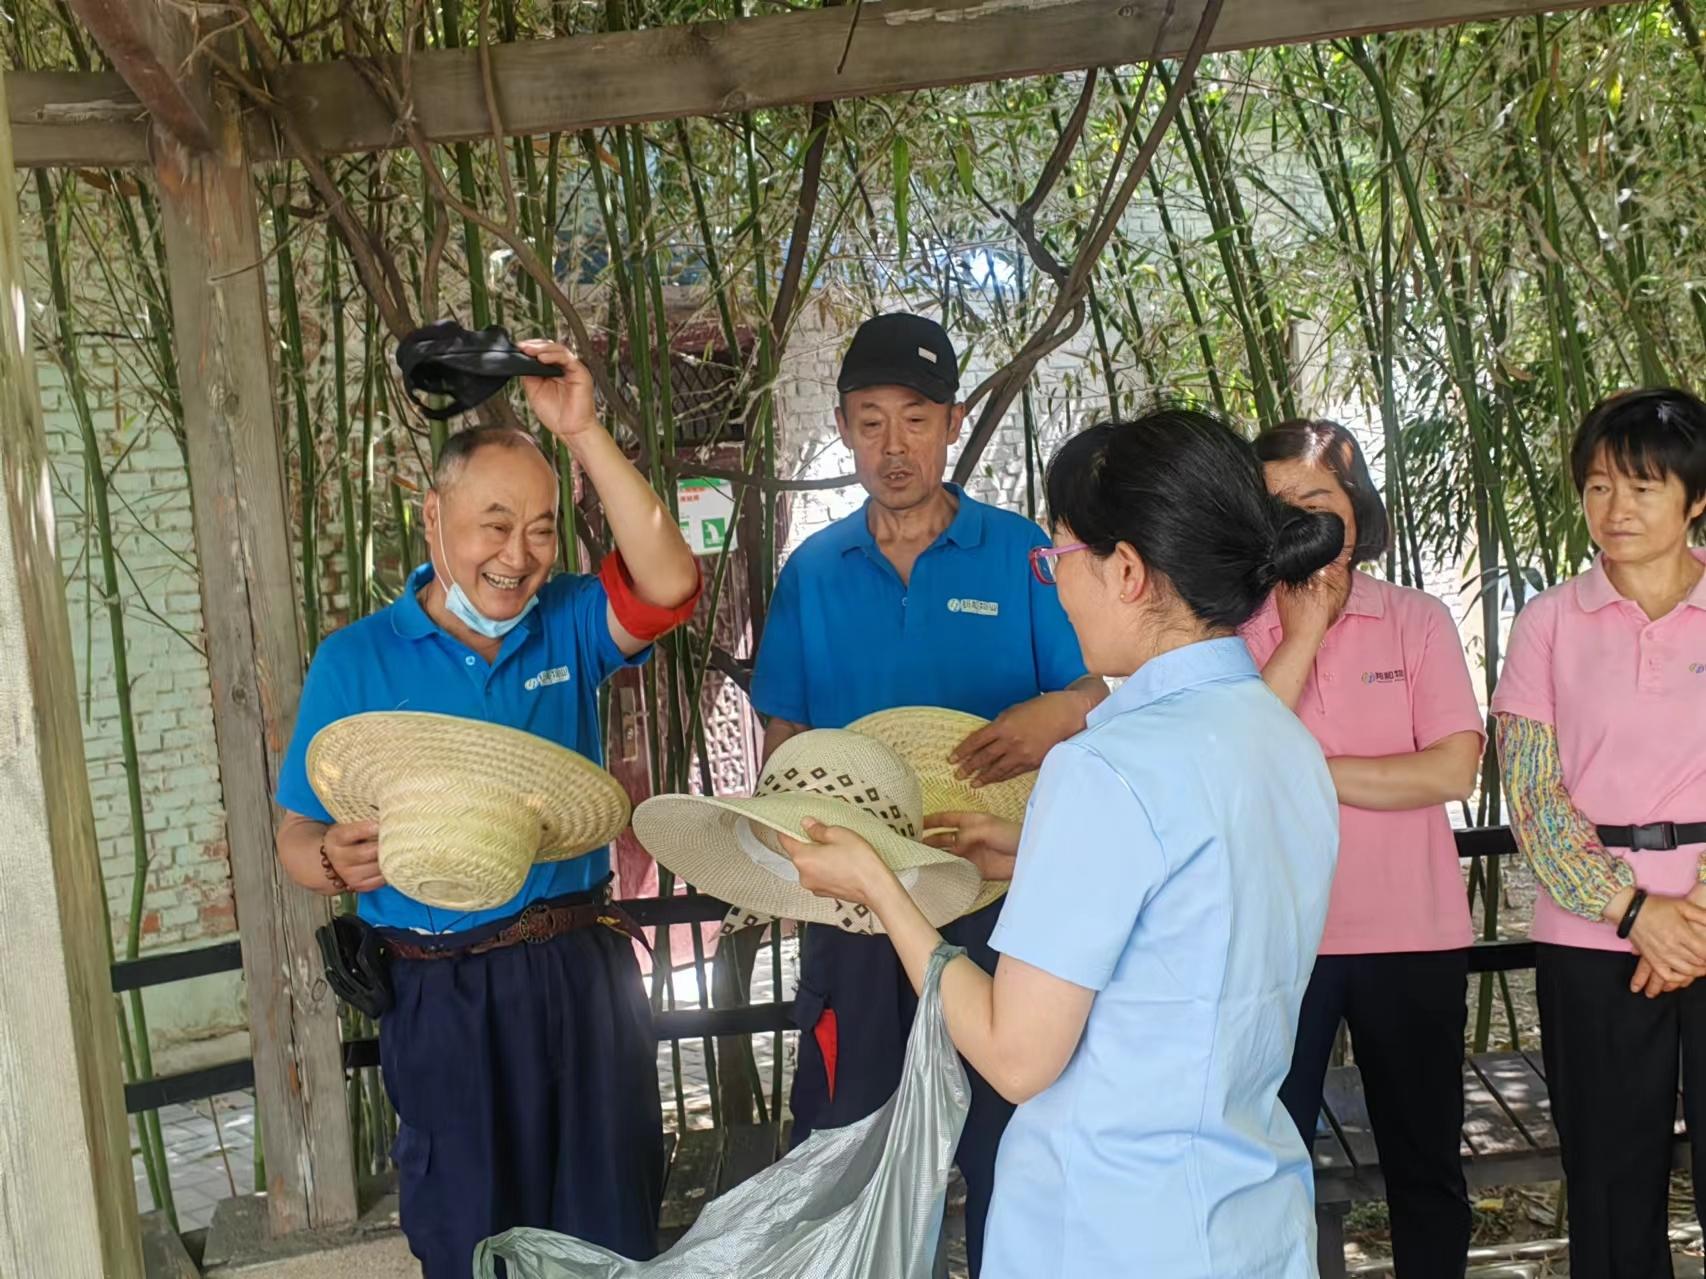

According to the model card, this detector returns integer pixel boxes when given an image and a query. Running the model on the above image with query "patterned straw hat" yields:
[307,711,631,911]
[847,706,1038,914]
[630,729,981,934]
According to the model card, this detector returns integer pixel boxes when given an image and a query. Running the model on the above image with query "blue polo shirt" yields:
[275,563,645,934]
[750,485,1086,727]
[983,638,1338,1278]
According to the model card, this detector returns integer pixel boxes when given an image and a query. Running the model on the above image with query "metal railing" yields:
[112,827,1526,1114]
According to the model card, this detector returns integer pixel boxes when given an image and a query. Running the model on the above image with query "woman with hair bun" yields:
[1247,419,1486,1279]
[777,409,1347,1277]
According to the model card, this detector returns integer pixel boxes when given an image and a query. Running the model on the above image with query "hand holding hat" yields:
[920,810,1020,883]
[321,819,383,893]
[777,818,894,909]
[395,320,564,421]
[515,338,603,445]
[949,690,1094,787]
[630,729,981,934]
[308,711,631,912]
[845,706,1038,912]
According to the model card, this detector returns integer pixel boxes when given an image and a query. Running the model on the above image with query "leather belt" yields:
[386,895,650,962]
[1597,822,1706,852]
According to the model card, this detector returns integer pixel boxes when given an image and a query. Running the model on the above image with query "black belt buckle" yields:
[1632,821,1679,852]
[516,903,553,945]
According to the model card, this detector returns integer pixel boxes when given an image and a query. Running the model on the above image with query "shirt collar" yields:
[392,563,439,640]
[1252,568,1384,635]
[1087,636,1256,726]
[391,562,544,642]
[832,482,984,557]
[1576,548,1706,613]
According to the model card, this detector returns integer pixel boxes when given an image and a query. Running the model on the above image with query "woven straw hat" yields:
[847,706,1038,914]
[631,729,981,934]
[307,711,631,911]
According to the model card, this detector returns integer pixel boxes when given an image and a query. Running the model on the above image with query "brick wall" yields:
[35,350,243,1044]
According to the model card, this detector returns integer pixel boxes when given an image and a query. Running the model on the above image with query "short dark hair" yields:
[1044,409,1344,630]
[1254,419,1391,566]
[1570,388,1706,535]
[432,425,548,491]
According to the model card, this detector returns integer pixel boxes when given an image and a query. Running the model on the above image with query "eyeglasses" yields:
[1028,542,1088,586]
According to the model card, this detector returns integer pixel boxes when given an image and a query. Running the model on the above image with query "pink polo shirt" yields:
[1243,573,1482,954]
[1490,551,1706,953]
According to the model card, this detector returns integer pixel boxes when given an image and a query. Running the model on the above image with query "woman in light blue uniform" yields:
[781,409,1344,1278]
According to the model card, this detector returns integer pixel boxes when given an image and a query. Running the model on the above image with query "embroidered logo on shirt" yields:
[1361,668,1408,685]
[1691,662,1706,675]
[524,666,572,692]
[947,598,1000,617]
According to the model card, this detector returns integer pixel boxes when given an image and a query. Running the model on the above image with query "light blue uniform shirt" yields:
[749,484,1086,728]
[984,637,1338,1279]
[275,563,646,934]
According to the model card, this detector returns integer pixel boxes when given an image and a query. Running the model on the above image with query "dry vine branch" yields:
[953,0,1224,485]
[336,9,644,434]
[1000,69,1102,283]
[201,5,417,336]
[476,0,520,231]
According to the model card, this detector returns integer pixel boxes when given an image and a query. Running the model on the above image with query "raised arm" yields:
[517,339,700,655]
[1253,564,1350,710]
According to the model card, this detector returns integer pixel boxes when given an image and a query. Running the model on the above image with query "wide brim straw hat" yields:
[631,729,981,934]
[847,706,1038,915]
[307,711,631,912]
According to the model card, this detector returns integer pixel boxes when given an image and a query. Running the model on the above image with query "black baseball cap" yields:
[836,313,960,404]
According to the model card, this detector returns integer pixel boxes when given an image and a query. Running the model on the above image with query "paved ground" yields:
[132,1094,256,1231]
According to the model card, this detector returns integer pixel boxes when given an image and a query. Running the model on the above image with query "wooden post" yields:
[0,63,145,1279]
[149,46,359,1234]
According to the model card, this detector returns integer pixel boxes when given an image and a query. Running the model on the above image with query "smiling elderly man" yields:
[273,340,700,1277]
[750,312,1105,1277]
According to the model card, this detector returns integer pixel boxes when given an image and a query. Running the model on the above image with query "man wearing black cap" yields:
[749,312,1105,1275]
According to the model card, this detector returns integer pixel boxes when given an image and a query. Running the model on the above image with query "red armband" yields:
[599,550,702,642]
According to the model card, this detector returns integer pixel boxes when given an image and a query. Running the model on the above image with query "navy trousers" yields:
[789,898,1012,1279]
[379,895,665,1279]
[1280,950,1471,1279]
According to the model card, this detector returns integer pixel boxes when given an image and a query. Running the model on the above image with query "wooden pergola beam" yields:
[59,0,215,152]
[9,0,1634,169]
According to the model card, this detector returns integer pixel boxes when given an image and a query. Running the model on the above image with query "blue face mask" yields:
[436,520,538,640]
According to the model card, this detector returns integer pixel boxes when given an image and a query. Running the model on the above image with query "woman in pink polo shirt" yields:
[1245,419,1486,1278]
[1493,388,1706,1278]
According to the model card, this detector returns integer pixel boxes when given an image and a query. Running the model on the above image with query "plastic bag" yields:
[475,943,971,1279]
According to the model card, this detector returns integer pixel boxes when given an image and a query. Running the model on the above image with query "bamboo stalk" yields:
[437,0,493,328]
[272,194,322,652]
[1161,68,1277,424]
[1186,88,1297,419]
[35,168,177,1228]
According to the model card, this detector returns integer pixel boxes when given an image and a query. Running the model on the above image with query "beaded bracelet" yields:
[320,841,350,894]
